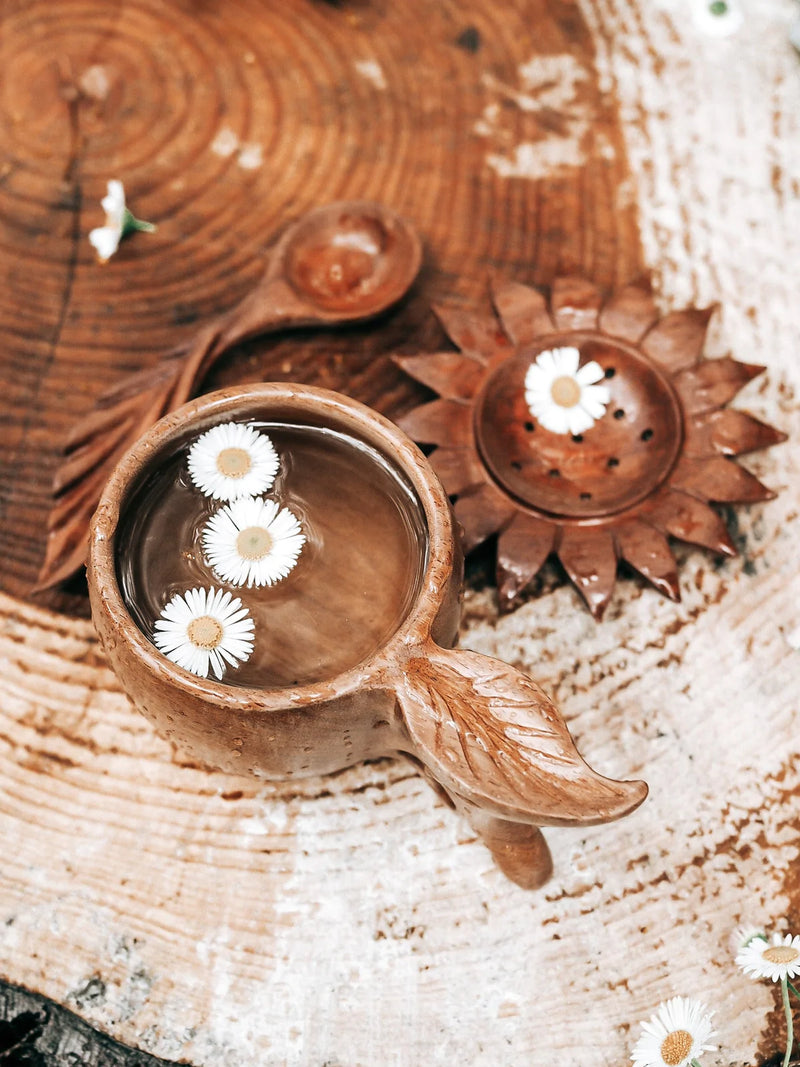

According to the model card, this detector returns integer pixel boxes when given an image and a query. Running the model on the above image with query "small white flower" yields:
[737,932,800,983]
[524,345,610,435]
[89,179,156,262]
[692,0,744,37]
[202,496,306,588]
[731,925,767,953]
[153,586,255,680]
[187,422,280,501]
[631,997,716,1067]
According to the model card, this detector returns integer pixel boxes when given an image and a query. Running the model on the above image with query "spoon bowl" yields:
[280,201,423,319]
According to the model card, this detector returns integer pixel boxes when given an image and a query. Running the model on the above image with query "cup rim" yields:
[89,382,457,710]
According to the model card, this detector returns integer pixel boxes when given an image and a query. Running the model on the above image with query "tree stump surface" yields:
[0,1,798,1065]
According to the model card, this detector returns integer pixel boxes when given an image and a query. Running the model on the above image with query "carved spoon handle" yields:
[169,277,313,409]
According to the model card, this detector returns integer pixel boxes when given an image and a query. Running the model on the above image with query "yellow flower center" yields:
[660,1029,693,1066]
[550,375,582,408]
[216,447,252,479]
[236,526,273,561]
[187,615,223,650]
[763,945,799,965]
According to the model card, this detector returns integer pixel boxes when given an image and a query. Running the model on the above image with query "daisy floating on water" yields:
[187,422,280,501]
[153,586,254,680]
[631,996,716,1067]
[202,495,306,588]
[524,346,610,435]
[89,179,156,262]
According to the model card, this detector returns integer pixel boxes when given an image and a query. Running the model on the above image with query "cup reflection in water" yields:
[89,383,647,889]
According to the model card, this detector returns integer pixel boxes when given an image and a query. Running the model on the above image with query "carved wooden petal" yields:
[496,512,556,608]
[432,305,511,359]
[597,279,659,343]
[53,417,137,495]
[643,488,736,555]
[615,520,680,601]
[684,408,788,457]
[550,276,603,331]
[66,388,156,450]
[392,352,487,400]
[674,357,764,416]
[395,398,473,447]
[35,474,110,590]
[641,306,716,372]
[557,526,618,620]
[396,642,648,825]
[454,483,518,553]
[670,455,775,503]
[490,279,555,348]
[428,446,486,497]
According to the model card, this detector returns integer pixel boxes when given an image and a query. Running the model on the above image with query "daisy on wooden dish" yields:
[523,345,610,435]
[187,422,280,501]
[202,495,306,588]
[153,586,255,680]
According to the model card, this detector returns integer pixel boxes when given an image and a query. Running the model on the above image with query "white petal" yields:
[575,359,606,386]
[537,404,572,435]
[557,346,580,375]
[89,225,122,262]
[566,407,595,435]
[580,384,611,418]
[535,348,557,375]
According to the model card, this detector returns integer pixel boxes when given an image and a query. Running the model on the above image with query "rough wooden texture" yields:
[1,1,799,1066]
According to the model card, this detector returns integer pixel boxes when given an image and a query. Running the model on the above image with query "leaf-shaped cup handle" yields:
[393,640,648,889]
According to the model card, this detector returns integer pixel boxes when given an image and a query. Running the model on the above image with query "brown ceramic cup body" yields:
[89,383,646,888]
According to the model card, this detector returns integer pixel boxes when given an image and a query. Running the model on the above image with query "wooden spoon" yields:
[37,201,423,590]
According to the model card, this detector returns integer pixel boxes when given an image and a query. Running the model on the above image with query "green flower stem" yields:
[789,980,800,1003]
[782,975,794,1067]
[691,1060,704,1067]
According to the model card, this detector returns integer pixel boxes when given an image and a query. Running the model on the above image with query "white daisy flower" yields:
[153,586,254,680]
[202,496,306,588]
[737,932,800,983]
[89,179,156,262]
[731,925,767,953]
[631,997,716,1067]
[692,0,743,37]
[524,345,610,435]
[187,422,280,501]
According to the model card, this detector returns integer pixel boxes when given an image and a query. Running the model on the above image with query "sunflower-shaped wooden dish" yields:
[396,276,786,618]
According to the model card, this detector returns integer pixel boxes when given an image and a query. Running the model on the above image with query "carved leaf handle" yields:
[395,640,647,828]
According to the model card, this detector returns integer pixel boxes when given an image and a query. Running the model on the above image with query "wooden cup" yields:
[88,383,646,889]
